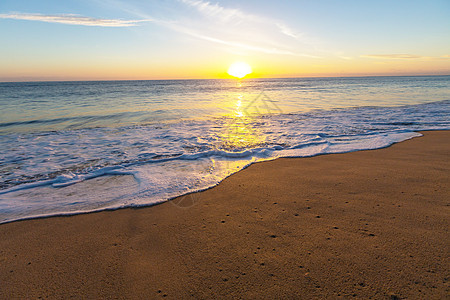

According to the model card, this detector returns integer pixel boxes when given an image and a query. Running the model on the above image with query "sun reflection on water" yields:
[235,94,243,117]
[218,92,267,150]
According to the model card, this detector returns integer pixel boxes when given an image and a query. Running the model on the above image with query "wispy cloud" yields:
[276,23,302,40]
[166,23,301,56]
[176,0,318,57]
[361,54,423,59]
[1,1,322,58]
[180,0,259,23]
[361,54,450,60]
[0,13,152,27]
[180,0,303,40]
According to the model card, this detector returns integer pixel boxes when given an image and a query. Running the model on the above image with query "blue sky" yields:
[1,0,449,81]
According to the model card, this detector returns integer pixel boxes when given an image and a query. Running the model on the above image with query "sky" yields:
[0,0,449,81]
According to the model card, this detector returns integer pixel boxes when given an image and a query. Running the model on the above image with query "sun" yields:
[227,61,252,79]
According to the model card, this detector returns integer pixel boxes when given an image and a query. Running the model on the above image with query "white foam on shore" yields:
[0,100,449,224]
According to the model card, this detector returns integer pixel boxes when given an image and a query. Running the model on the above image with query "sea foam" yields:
[1,100,449,223]
[0,77,449,223]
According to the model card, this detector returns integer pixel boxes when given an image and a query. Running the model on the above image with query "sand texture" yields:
[0,131,449,299]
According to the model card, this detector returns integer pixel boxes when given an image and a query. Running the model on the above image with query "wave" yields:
[0,100,449,224]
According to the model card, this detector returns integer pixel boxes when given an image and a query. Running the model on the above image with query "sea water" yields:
[0,76,449,223]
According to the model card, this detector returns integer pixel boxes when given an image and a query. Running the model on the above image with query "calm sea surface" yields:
[0,76,449,223]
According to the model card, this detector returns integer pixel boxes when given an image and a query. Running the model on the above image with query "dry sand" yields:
[0,131,449,299]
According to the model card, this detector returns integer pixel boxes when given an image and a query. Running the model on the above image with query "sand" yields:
[0,131,449,299]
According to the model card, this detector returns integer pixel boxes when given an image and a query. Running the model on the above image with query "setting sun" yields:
[227,61,252,79]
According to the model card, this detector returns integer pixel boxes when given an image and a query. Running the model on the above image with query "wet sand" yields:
[0,131,449,299]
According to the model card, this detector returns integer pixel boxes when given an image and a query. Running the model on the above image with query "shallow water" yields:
[0,76,449,223]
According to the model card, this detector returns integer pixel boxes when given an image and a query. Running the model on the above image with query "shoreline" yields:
[1,130,449,298]
[0,130,426,225]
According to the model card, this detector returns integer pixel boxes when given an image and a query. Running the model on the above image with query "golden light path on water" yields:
[218,85,268,150]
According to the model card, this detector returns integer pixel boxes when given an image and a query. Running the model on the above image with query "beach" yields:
[0,130,448,299]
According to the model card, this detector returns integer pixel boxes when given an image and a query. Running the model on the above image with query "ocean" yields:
[0,76,449,223]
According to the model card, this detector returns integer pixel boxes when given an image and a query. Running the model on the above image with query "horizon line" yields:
[1,73,449,84]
